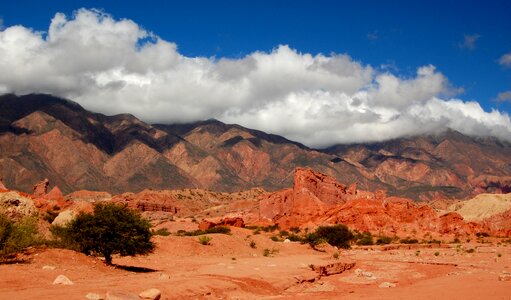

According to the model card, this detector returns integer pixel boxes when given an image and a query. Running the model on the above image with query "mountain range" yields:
[1,93,510,200]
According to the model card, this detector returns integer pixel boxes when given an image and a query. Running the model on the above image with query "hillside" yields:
[1,93,510,199]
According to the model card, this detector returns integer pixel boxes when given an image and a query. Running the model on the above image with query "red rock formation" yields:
[198,217,245,231]
[33,179,49,197]
[252,168,506,237]
[0,177,6,190]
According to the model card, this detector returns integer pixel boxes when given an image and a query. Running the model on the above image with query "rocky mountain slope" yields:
[1,93,510,200]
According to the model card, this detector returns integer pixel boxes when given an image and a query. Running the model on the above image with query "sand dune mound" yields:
[450,193,511,221]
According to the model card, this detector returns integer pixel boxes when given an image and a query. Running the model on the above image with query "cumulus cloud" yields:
[500,52,511,68]
[1,9,511,147]
[459,34,480,50]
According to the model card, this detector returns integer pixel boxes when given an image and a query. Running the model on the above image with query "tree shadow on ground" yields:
[112,264,158,273]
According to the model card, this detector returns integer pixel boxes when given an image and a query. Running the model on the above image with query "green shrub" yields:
[355,231,374,246]
[51,203,154,265]
[400,238,419,244]
[205,226,231,234]
[287,234,303,242]
[304,224,354,249]
[263,248,271,257]
[198,236,212,245]
[332,252,340,259]
[175,226,231,237]
[434,252,440,256]
[1,214,42,259]
[249,240,257,249]
[376,236,393,245]
[270,236,280,242]
[290,227,301,234]
[466,248,475,253]
[152,228,171,236]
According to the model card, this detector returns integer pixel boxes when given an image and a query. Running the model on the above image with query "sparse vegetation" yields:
[466,248,475,253]
[176,226,231,236]
[249,240,257,249]
[0,214,42,260]
[333,252,340,259]
[415,250,421,256]
[355,231,374,246]
[304,224,354,250]
[151,228,171,236]
[400,238,419,244]
[434,252,440,256]
[270,236,280,242]
[376,236,393,245]
[263,248,279,257]
[50,203,154,265]
[198,236,212,245]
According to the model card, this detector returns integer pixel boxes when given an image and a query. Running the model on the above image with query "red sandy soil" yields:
[1,223,510,300]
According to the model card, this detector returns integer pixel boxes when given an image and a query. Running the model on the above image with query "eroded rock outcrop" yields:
[32,179,49,197]
[252,168,504,237]
[198,216,245,230]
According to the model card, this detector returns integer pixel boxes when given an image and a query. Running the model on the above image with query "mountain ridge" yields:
[1,93,510,199]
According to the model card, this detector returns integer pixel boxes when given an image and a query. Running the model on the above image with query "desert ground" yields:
[1,221,510,300]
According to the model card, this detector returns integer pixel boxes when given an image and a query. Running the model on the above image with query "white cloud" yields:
[500,52,511,68]
[1,9,511,147]
[459,34,480,50]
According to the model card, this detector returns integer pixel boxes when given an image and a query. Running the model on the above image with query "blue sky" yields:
[1,1,511,145]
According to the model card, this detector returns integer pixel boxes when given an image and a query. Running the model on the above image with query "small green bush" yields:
[152,228,171,236]
[198,236,212,245]
[175,226,231,237]
[287,234,303,242]
[270,236,279,242]
[466,248,475,253]
[355,231,374,246]
[290,227,301,234]
[400,238,419,244]
[249,240,257,249]
[332,252,340,259]
[434,252,440,256]
[263,248,271,257]
[376,236,393,245]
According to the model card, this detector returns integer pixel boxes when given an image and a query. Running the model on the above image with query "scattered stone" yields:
[85,293,103,300]
[283,239,291,243]
[52,274,73,285]
[499,273,511,281]
[379,282,396,288]
[105,291,139,300]
[158,273,170,280]
[139,288,161,300]
[42,265,56,270]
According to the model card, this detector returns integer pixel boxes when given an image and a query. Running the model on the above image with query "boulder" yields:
[139,288,161,300]
[52,274,73,285]
[85,293,104,300]
[0,191,37,219]
[52,210,77,226]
